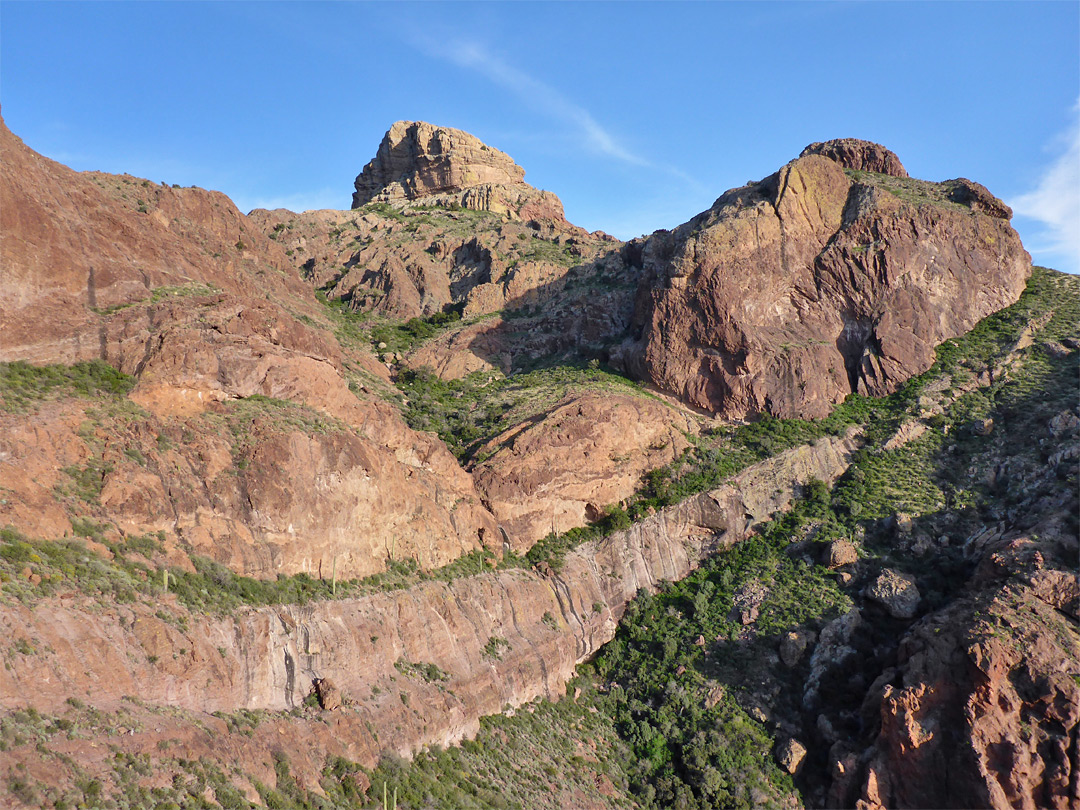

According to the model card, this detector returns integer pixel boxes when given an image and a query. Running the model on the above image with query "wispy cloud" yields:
[1010,101,1080,273]
[431,38,651,168]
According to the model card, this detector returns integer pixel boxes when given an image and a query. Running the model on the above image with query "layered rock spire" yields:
[351,120,568,222]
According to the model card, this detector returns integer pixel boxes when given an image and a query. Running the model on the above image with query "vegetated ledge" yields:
[1,434,856,777]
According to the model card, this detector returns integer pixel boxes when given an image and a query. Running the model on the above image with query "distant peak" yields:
[351,121,528,207]
[800,138,908,178]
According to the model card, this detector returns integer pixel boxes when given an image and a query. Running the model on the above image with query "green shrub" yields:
[0,360,135,412]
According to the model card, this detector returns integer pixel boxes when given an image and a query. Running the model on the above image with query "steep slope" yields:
[1,435,855,805]
[620,139,1031,419]
[0,109,308,364]
[0,113,499,580]
[249,120,620,325]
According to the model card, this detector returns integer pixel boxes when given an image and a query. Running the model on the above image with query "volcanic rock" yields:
[804,609,863,712]
[313,677,342,711]
[779,629,816,667]
[799,138,908,177]
[866,568,921,619]
[0,109,309,365]
[776,738,808,774]
[353,121,524,205]
[947,177,1013,219]
[854,547,1079,810]
[470,391,693,550]
[1,436,857,791]
[0,112,499,580]
[351,120,569,224]
[825,539,859,569]
[622,142,1031,419]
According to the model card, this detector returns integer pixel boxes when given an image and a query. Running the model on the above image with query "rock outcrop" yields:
[1,436,857,790]
[852,530,1079,810]
[254,122,619,322]
[351,120,570,224]
[471,391,694,550]
[621,142,1031,419]
[800,138,908,177]
[250,204,619,322]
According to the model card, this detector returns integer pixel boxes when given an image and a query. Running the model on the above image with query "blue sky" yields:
[3,1,1078,272]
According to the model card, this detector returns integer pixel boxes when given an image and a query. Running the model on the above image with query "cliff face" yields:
[1,436,856,791]
[621,139,1031,419]
[351,120,569,225]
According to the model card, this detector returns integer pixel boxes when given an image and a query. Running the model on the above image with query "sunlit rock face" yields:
[621,140,1030,419]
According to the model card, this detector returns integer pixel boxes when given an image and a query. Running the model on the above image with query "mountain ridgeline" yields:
[1,114,1076,810]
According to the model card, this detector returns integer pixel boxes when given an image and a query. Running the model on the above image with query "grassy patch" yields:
[394,658,450,685]
[200,393,347,468]
[351,687,634,810]
[0,360,135,412]
[508,235,579,268]
[0,524,501,614]
[149,282,221,303]
[370,307,463,357]
[843,169,971,212]
[399,361,650,463]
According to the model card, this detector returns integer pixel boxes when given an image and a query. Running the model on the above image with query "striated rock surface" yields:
[1,436,857,789]
[471,391,694,550]
[2,110,1068,809]
[353,121,525,205]
[622,143,1031,419]
[351,120,570,225]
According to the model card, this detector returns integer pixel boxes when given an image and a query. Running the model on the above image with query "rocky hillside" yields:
[1,116,1075,810]
[619,142,1032,420]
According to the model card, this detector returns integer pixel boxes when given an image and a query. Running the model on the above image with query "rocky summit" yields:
[351,120,570,224]
[1,117,1077,810]
[621,138,1032,419]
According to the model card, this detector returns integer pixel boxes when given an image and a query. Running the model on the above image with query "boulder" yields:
[947,178,1012,219]
[775,737,808,775]
[825,539,859,569]
[313,677,342,711]
[779,629,816,667]
[866,569,921,619]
